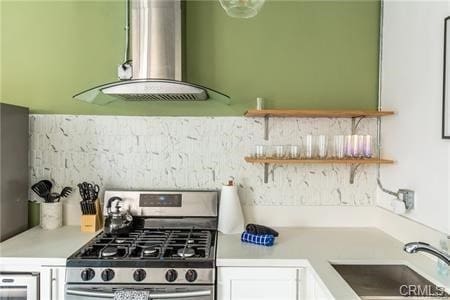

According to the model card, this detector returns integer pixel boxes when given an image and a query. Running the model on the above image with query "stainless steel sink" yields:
[332,264,448,299]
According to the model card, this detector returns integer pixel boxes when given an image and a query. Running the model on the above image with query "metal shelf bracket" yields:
[350,116,368,184]
[351,116,365,135]
[349,163,361,184]
[264,163,269,183]
[264,116,269,140]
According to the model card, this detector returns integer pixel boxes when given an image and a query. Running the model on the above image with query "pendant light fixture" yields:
[219,0,265,18]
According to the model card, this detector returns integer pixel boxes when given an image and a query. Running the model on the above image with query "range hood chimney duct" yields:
[73,0,229,104]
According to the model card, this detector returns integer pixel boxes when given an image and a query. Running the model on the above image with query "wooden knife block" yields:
[80,200,103,233]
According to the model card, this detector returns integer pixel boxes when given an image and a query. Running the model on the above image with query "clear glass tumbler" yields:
[274,145,285,158]
[351,134,360,157]
[255,145,266,158]
[363,135,373,158]
[305,135,314,158]
[317,135,328,159]
[288,145,300,159]
[345,135,352,157]
[333,135,345,159]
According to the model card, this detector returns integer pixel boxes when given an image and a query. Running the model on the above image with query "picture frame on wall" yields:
[442,16,450,139]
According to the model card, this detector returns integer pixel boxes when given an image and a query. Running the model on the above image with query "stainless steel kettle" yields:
[104,196,133,235]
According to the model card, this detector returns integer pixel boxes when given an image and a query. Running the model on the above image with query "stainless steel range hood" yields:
[74,0,230,105]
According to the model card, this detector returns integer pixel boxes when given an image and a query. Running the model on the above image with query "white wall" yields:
[379,0,450,234]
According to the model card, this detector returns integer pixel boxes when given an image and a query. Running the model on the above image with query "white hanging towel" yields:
[218,180,245,234]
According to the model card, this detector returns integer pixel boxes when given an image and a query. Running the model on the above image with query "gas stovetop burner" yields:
[177,247,195,258]
[102,246,118,257]
[143,248,158,256]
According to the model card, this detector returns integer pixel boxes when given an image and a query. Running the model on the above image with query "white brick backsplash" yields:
[29,115,377,206]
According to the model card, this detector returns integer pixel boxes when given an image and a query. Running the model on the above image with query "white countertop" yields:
[1,226,448,298]
[0,226,98,266]
[217,227,450,299]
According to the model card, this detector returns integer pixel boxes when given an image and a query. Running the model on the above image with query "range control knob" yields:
[165,269,178,282]
[80,268,95,281]
[101,268,115,281]
[185,269,198,282]
[133,269,146,282]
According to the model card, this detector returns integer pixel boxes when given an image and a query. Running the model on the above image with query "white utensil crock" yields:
[40,202,63,230]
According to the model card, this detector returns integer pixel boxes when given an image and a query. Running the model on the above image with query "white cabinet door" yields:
[304,269,334,300]
[41,266,66,300]
[218,267,301,300]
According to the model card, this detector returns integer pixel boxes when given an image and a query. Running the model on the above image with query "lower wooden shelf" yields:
[244,156,394,184]
[244,157,394,164]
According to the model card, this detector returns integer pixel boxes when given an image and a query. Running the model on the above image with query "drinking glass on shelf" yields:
[305,135,314,158]
[274,145,285,158]
[357,135,365,158]
[288,145,300,159]
[363,135,373,158]
[351,134,360,157]
[317,135,328,159]
[333,135,345,159]
[255,145,266,158]
[345,135,352,157]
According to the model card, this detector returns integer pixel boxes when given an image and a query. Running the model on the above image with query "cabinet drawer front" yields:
[219,267,298,280]
[218,267,300,300]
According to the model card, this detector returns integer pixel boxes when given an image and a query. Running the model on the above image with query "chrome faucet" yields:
[404,242,450,265]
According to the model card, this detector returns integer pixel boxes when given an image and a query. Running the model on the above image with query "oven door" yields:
[65,284,214,300]
[0,273,39,300]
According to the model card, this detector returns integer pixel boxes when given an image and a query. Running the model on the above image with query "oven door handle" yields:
[66,288,113,298]
[151,290,212,299]
[66,288,212,299]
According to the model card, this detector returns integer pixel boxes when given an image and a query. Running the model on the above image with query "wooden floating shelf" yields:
[245,156,394,184]
[244,109,395,118]
[244,157,394,164]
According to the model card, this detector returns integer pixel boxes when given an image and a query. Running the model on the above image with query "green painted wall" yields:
[1,0,380,116]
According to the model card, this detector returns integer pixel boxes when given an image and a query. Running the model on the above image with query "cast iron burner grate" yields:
[76,228,213,260]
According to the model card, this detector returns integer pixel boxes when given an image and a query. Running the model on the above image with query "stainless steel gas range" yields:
[65,190,218,300]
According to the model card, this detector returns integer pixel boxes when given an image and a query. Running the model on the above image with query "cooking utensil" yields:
[80,183,89,201]
[60,187,73,198]
[91,184,99,200]
[78,183,86,201]
[47,187,73,203]
[42,180,52,190]
[78,182,99,202]
[82,201,87,215]
[85,201,91,215]
[80,200,92,215]
[88,201,96,215]
[31,180,53,202]
[47,192,61,203]
[87,201,92,215]
[86,183,99,200]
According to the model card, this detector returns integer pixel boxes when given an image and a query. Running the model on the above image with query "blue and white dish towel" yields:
[241,231,275,246]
